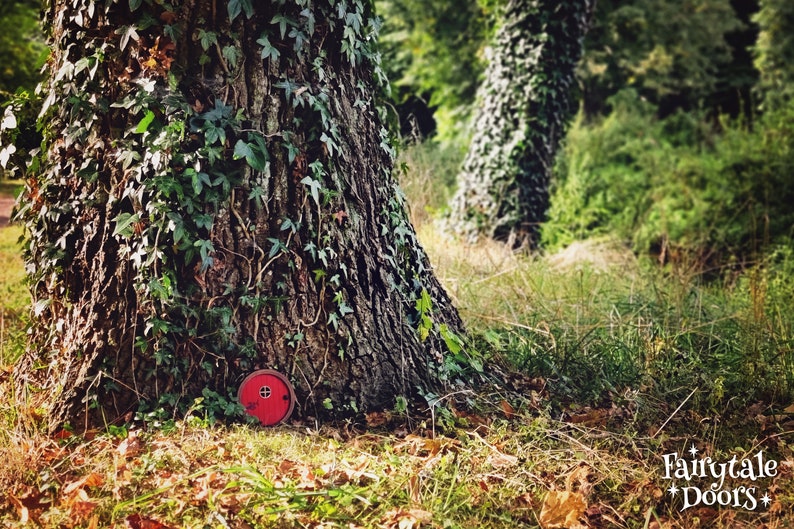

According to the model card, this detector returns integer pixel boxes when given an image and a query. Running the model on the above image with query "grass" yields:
[0,180,26,366]
[1,156,793,527]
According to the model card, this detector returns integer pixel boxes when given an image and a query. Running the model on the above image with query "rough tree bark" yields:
[14,0,467,430]
[448,0,594,247]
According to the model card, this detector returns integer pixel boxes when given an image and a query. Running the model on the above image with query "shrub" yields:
[544,89,794,268]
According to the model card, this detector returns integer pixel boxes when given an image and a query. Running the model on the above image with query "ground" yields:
[0,194,13,228]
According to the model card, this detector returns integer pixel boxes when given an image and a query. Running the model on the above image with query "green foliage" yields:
[0,0,46,99]
[580,0,744,116]
[376,0,495,143]
[544,90,794,261]
[753,0,794,110]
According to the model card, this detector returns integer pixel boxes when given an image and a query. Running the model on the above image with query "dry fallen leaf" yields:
[382,508,432,529]
[500,399,516,419]
[125,513,175,529]
[539,490,587,529]
[63,472,104,495]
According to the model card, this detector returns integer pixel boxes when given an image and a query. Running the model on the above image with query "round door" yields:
[238,369,296,426]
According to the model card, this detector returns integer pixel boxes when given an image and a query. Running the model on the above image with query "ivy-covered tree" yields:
[11,0,470,430]
[448,0,593,246]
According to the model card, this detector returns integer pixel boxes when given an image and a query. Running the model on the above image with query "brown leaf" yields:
[70,500,99,523]
[7,489,48,524]
[397,435,460,457]
[500,399,516,419]
[365,411,390,427]
[565,464,593,498]
[382,508,432,529]
[332,210,348,225]
[566,408,609,427]
[63,472,104,495]
[539,490,587,529]
[117,430,142,458]
[159,11,177,24]
[125,514,175,529]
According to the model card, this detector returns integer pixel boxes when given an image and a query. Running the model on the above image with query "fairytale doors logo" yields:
[661,445,778,511]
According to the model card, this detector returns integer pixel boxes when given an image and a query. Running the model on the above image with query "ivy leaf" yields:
[129,0,142,11]
[233,139,268,172]
[439,324,463,355]
[134,110,156,134]
[191,171,211,195]
[274,79,297,101]
[300,176,322,206]
[222,45,242,69]
[198,29,218,52]
[194,239,215,270]
[113,213,141,238]
[228,0,253,22]
[233,139,254,161]
[257,34,280,61]
[271,14,295,40]
[115,25,139,52]
[300,8,316,36]
[1,108,17,131]
[0,145,16,168]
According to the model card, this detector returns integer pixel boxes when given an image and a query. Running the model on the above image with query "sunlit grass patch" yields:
[0,224,27,367]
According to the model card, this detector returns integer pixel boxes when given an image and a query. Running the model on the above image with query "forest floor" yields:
[0,175,793,528]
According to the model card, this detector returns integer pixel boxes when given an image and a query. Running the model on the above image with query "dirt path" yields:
[0,194,15,228]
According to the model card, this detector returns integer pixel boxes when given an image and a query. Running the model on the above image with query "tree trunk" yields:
[448,0,594,247]
[14,0,466,430]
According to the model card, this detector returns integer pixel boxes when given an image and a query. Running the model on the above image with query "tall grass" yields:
[402,139,794,443]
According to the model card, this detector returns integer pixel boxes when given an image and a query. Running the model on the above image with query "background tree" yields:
[376,0,495,141]
[12,0,469,430]
[0,0,46,98]
[0,0,46,179]
[448,0,594,246]
[753,0,794,110]
[578,0,745,119]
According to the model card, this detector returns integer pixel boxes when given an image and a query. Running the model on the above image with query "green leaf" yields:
[112,213,140,238]
[415,288,432,316]
[198,29,218,51]
[233,138,268,172]
[300,176,322,206]
[439,324,463,355]
[228,0,253,21]
[134,110,156,134]
[129,0,142,11]
[222,45,242,69]
[227,0,241,21]
[194,239,215,270]
[271,14,295,40]
[233,139,254,161]
[257,34,281,61]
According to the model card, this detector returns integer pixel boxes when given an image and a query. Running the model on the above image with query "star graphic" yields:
[668,484,680,497]
[761,493,772,507]
[688,445,699,457]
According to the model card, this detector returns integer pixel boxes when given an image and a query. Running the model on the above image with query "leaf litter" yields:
[0,403,792,528]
